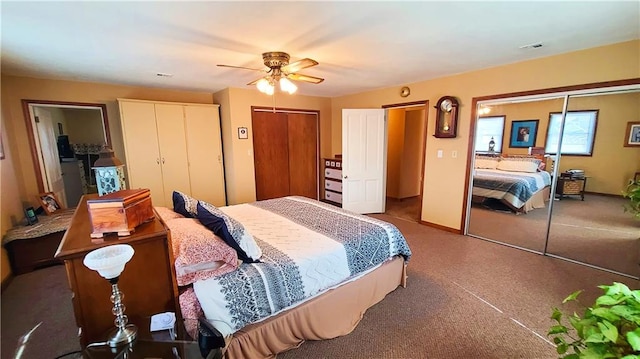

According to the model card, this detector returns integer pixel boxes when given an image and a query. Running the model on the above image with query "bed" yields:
[160,195,412,359]
[471,154,552,213]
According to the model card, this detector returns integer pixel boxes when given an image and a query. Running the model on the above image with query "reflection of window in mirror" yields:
[474,116,505,153]
[545,110,597,155]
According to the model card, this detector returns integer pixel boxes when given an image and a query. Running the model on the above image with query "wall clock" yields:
[434,96,459,138]
[400,86,410,97]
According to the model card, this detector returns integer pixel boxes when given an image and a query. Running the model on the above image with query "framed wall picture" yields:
[37,192,63,215]
[238,127,249,139]
[509,119,539,148]
[623,121,640,147]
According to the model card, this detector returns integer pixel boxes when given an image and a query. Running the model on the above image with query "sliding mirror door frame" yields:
[462,78,640,279]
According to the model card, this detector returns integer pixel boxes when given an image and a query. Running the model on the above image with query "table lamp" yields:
[83,244,137,347]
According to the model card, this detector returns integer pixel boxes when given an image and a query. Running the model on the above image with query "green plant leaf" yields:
[556,342,568,354]
[563,290,583,303]
[579,346,609,359]
[600,282,632,297]
[597,320,618,343]
[562,354,579,359]
[552,307,563,322]
[548,325,569,335]
[610,305,640,324]
[596,294,628,306]
[631,290,640,303]
[591,307,621,322]
[585,332,606,343]
[620,355,640,359]
[627,328,640,351]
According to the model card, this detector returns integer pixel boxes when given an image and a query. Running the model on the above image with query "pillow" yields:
[474,157,499,169]
[173,191,198,218]
[165,218,239,286]
[196,201,262,263]
[497,158,539,173]
[154,206,185,222]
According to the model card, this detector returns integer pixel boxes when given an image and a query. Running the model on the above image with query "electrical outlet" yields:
[437,150,443,158]
[452,150,458,158]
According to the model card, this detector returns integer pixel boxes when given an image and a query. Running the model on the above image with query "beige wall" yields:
[386,108,405,198]
[399,108,426,198]
[331,40,640,230]
[213,87,332,205]
[63,108,107,144]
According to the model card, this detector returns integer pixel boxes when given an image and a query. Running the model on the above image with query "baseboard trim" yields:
[419,220,462,234]
[1,273,14,293]
[584,191,624,198]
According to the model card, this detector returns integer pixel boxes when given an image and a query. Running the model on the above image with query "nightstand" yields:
[556,173,588,200]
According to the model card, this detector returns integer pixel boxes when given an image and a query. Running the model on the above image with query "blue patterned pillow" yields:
[196,202,261,263]
[172,191,198,218]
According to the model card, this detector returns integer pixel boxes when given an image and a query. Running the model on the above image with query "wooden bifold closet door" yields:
[252,110,318,201]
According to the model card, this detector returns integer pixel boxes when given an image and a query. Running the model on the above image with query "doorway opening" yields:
[383,102,428,222]
[22,100,110,208]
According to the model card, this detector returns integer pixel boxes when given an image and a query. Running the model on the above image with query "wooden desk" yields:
[55,195,180,347]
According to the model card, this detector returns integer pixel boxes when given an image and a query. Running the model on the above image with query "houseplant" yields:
[548,282,640,359]
[623,179,640,220]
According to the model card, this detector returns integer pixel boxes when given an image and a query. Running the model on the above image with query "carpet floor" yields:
[2,214,638,358]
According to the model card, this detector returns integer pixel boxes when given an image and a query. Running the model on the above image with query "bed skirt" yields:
[223,256,407,359]
[473,186,550,214]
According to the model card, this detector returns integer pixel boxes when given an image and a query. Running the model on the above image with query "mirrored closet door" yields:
[465,80,640,279]
[546,89,640,278]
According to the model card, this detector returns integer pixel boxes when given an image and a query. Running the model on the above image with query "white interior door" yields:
[34,107,67,207]
[342,109,387,214]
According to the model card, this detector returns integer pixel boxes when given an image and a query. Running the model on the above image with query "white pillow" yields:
[497,159,539,173]
[475,158,499,169]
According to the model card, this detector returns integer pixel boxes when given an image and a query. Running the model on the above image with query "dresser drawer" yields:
[325,179,342,193]
[325,168,342,180]
[324,191,342,204]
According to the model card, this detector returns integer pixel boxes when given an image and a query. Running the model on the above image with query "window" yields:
[545,110,598,155]
[474,116,505,153]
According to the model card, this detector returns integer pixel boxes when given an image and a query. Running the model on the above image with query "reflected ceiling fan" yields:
[218,52,324,95]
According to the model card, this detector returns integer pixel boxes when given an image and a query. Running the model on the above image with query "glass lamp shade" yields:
[83,244,135,280]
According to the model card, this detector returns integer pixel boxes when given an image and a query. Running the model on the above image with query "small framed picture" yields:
[623,121,640,147]
[509,119,539,148]
[37,192,62,215]
[238,127,249,139]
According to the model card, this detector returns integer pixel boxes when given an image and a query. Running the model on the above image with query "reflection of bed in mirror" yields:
[472,154,551,213]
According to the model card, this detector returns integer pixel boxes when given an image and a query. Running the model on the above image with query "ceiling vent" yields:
[519,42,543,49]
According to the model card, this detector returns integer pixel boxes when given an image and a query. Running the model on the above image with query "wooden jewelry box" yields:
[86,188,155,238]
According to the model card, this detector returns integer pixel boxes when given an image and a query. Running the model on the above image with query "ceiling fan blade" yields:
[281,58,318,74]
[217,64,264,71]
[247,77,266,86]
[286,73,324,84]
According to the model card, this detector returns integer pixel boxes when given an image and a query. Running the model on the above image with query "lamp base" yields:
[106,324,138,347]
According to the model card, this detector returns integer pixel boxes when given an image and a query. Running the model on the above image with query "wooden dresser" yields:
[55,195,180,347]
[323,157,343,206]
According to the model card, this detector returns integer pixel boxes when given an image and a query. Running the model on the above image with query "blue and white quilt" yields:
[473,169,552,209]
[192,196,411,336]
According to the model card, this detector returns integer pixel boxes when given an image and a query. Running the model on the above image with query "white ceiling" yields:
[2,1,638,98]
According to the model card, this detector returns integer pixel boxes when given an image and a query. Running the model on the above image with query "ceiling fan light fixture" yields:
[280,77,297,94]
[256,78,274,95]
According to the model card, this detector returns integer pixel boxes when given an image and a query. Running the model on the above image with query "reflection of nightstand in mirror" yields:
[556,173,588,200]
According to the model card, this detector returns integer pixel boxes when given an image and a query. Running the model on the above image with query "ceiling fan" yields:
[217,51,324,95]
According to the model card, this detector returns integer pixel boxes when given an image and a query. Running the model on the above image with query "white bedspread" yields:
[192,196,411,337]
